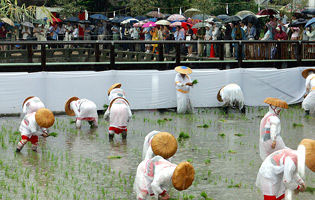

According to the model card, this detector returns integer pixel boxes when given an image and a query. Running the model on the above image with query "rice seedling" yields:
[197,124,209,128]
[234,133,244,137]
[292,123,304,128]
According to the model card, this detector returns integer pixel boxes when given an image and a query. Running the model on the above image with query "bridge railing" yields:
[0,40,314,71]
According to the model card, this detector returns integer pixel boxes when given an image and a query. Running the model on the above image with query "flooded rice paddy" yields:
[0,106,314,200]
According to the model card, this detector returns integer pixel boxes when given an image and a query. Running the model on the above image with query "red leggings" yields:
[21,135,38,145]
[264,194,285,200]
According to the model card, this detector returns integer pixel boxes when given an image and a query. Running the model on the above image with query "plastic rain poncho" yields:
[302,74,315,113]
[22,97,45,114]
[259,106,286,161]
[104,88,132,134]
[175,73,193,114]
[219,83,244,109]
[256,149,304,198]
[70,99,98,128]
[134,156,177,200]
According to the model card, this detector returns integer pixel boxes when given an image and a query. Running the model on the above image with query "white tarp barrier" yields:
[0,67,309,114]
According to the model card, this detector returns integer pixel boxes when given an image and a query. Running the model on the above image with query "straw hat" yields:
[65,97,79,116]
[35,108,55,128]
[301,68,315,79]
[172,162,195,191]
[217,87,224,102]
[264,97,288,109]
[22,96,35,108]
[299,139,315,172]
[108,83,122,96]
[151,132,177,159]
[175,66,192,75]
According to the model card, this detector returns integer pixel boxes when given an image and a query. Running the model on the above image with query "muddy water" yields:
[0,106,314,199]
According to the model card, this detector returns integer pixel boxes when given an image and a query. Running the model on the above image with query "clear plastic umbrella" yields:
[184,8,201,18]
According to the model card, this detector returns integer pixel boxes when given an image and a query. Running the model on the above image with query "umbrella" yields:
[217,14,229,21]
[21,22,34,28]
[146,11,165,18]
[156,20,171,26]
[135,16,147,21]
[1,18,14,26]
[133,22,143,27]
[192,22,207,29]
[257,8,278,16]
[111,16,125,23]
[242,15,258,24]
[147,18,157,22]
[184,8,201,18]
[170,21,182,27]
[205,17,219,23]
[305,18,315,27]
[223,15,241,23]
[191,14,210,20]
[121,18,139,24]
[181,22,193,30]
[236,10,256,19]
[78,20,91,24]
[289,18,308,27]
[167,14,186,21]
[302,8,315,15]
[33,19,46,25]
[142,21,156,28]
[90,14,108,20]
[48,18,62,23]
[64,16,79,22]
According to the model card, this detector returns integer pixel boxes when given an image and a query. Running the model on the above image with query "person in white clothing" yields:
[142,131,177,161]
[16,108,55,152]
[22,96,45,115]
[104,83,132,140]
[217,83,245,113]
[65,97,98,129]
[256,138,315,200]
[301,68,315,115]
[259,97,288,161]
[174,66,193,114]
[134,156,195,200]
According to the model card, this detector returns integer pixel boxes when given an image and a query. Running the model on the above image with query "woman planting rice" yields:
[16,108,55,152]
[104,83,132,140]
[256,139,314,200]
[134,156,195,200]
[301,68,315,115]
[217,83,245,113]
[174,66,194,114]
[259,97,288,161]
[65,97,98,129]
[22,96,45,114]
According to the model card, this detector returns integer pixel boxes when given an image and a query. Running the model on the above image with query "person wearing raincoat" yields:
[16,108,55,152]
[22,96,45,115]
[65,97,98,129]
[256,139,315,200]
[259,98,288,161]
[216,83,245,114]
[104,83,132,140]
[174,66,193,114]
[134,156,195,200]
[301,68,315,115]
[142,131,177,161]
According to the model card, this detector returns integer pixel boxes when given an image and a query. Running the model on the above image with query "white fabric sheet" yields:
[0,67,309,114]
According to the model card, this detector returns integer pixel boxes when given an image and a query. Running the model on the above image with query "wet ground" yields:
[0,106,314,200]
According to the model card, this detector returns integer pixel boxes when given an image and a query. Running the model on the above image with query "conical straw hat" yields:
[175,66,192,75]
[35,108,55,128]
[299,139,315,172]
[22,96,35,108]
[217,87,224,102]
[172,161,195,191]
[151,132,177,159]
[65,97,79,116]
[301,68,315,79]
[264,97,288,109]
[108,83,122,96]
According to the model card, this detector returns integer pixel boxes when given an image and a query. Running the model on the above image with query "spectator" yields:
[275,26,288,40]
[22,26,31,40]
[223,23,232,58]
[186,24,193,57]
[261,23,273,40]
[162,25,170,54]
[150,26,159,54]
[205,24,212,57]
[0,25,7,50]
[73,24,79,40]
[197,27,205,57]
[306,26,315,41]
[247,22,256,40]
[143,26,151,53]
[232,22,245,59]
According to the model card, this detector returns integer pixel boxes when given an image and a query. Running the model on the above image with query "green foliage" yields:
[192,79,198,85]
[178,131,190,140]
[234,133,244,137]
[305,186,315,194]
[197,124,209,128]
[107,156,122,159]
[292,123,304,128]
[49,132,58,137]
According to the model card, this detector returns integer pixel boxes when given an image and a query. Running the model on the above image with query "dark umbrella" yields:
[191,14,210,20]
[305,18,315,27]
[135,16,147,21]
[64,16,79,23]
[90,14,108,20]
[289,18,308,27]
[217,14,230,21]
[302,8,315,15]
[223,15,241,23]
[257,9,278,15]
[78,20,91,24]
[243,14,258,24]
[111,16,125,23]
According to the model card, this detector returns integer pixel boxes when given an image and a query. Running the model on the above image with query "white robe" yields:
[19,112,47,138]
[70,99,98,128]
[220,83,244,109]
[175,73,193,114]
[134,156,177,200]
[259,108,286,161]
[256,149,304,198]
[302,74,315,113]
[22,97,45,114]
